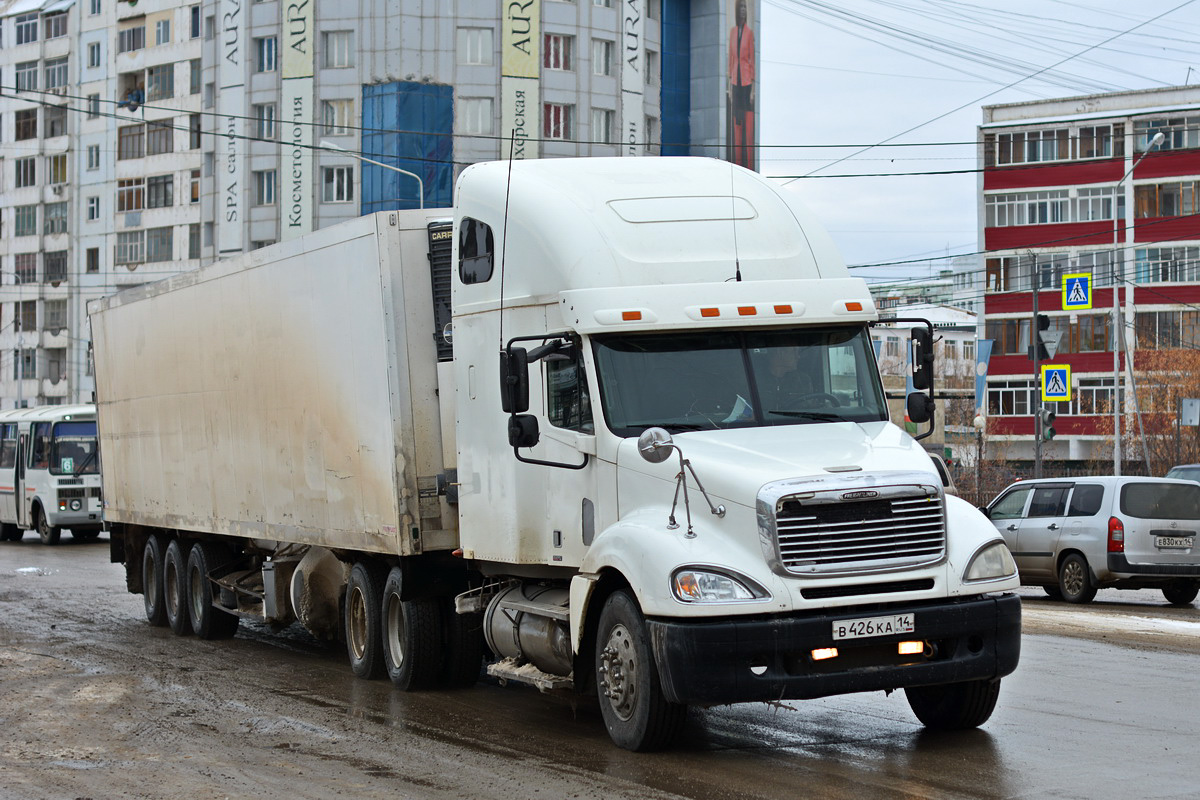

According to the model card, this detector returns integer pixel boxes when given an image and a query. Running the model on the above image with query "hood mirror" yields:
[637,427,675,464]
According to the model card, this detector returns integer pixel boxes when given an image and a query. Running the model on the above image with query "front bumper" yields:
[647,593,1021,705]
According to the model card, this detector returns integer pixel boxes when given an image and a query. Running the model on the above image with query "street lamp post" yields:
[319,140,424,210]
[1112,130,1164,475]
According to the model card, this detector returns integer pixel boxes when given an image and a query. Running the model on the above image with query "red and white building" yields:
[978,86,1200,465]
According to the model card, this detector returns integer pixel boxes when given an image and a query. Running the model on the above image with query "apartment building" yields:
[1,0,755,408]
[978,85,1200,465]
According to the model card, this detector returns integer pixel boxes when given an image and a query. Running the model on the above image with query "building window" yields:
[118,25,145,53]
[15,61,39,92]
[1075,187,1119,222]
[251,240,275,250]
[1135,181,1200,218]
[15,109,37,140]
[44,12,67,39]
[254,36,277,72]
[593,39,613,76]
[190,169,201,203]
[18,302,37,335]
[45,300,67,331]
[117,178,145,211]
[188,223,201,259]
[985,190,1070,227]
[44,202,68,234]
[116,231,145,265]
[155,18,170,45]
[87,94,101,118]
[1134,246,1200,285]
[87,196,101,220]
[189,114,202,149]
[995,128,1070,166]
[44,57,69,90]
[543,103,572,140]
[87,247,100,273]
[254,103,276,139]
[459,98,494,135]
[204,82,214,108]
[322,31,353,68]
[118,124,145,159]
[146,120,174,155]
[591,108,614,144]
[14,350,37,381]
[1134,116,1200,152]
[190,59,202,94]
[253,170,276,205]
[147,174,173,208]
[544,34,572,71]
[14,205,38,237]
[16,13,38,45]
[322,99,353,135]
[146,227,173,262]
[88,42,102,68]
[87,145,101,170]
[646,116,659,154]
[594,0,612,6]
[15,253,39,284]
[647,0,660,20]
[15,157,37,188]
[47,154,68,185]
[1078,124,1116,159]
[190,6,201,38]
[322,166,354,202]
[457,27,493,65]
[44,251,68,283]
[45,105,67,137]
[90,0,101,14]
[646,50,659,85]
[147,64,175,101]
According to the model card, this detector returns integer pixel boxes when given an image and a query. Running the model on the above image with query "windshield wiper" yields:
[72,449,97,478]
[627,423,708,433]
[768,410,848,422]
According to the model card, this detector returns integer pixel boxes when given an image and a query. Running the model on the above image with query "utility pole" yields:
[1032,274,1042,478]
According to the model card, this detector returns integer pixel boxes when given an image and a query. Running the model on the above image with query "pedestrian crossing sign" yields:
[1041,365,1071,401]
[1063,272,1092,310]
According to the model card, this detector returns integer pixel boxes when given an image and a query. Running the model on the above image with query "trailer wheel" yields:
[382,566,443,690]
[905,679,1001,730]
[440,600,484,689]
[141,534,169,627]
[0,523,21,542]
[163,539,192,636]
[186,542,240,640]
[345,562,387,679]
[35,508,60,546]
[594,591,686,751]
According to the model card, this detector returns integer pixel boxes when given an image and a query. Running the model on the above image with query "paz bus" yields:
[0,404,103,545]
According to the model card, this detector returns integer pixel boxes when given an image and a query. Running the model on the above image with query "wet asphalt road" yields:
[1,536,1198,800]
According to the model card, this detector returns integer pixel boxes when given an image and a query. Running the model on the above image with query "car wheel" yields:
[595,591,687,752]
[36,508,60,546]
[906,679,1002,729]
[1162,580,1199,607]
[1043,585,1063,600]
[1058,553,1097,604]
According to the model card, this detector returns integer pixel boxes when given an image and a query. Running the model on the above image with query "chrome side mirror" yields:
[637,427,675,464]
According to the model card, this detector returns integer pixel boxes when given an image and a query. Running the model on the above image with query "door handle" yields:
[1047,523,1059,530]
[1006,524,1018,531]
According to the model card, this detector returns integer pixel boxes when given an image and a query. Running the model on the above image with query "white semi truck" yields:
[90,157,1020,751]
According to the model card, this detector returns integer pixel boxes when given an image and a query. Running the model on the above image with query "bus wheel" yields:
[72,529,101,542]
[36,509,61,546]
[0,523,22,542]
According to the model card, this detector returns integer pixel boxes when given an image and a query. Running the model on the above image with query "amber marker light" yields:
[845,301,864,312]
[700,307,720,318]
[897,641,925,656]
[774,304,793,314]
[738,306,757,316]
[621,310,642,321]
[811,647,839,661]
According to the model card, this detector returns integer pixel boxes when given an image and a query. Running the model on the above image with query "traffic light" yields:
[1033,314,1051,361]
[1038,406,1057,441]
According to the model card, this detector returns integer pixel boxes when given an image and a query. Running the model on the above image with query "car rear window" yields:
[1120,482,1200,520]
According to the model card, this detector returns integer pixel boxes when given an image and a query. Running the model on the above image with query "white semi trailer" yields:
[91,157,1020,751]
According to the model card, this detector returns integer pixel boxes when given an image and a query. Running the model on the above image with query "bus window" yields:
[31,422,51,470]
[51,421,99,475]
[0,425,14,470]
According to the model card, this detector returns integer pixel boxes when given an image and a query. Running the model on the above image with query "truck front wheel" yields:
[594,591,686,751]
[905,679,1001,730]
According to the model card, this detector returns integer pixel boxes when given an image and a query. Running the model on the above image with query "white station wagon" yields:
[983,476,1200,605]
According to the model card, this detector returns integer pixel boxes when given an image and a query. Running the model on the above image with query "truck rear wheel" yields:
[345,562,387,679]
[163,539,192,636]
[382,566,443,690]
[36,509,60,546]
[905,679,1001,729]
[141,534,169,627]
[594,591,686,751]
[186,542,239,640]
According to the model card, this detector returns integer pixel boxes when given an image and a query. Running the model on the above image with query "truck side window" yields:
[547,353,593,433]
[31,422,51,470]
[458,217,494,284]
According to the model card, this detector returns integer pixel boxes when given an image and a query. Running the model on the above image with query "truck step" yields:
[486,657,573,693]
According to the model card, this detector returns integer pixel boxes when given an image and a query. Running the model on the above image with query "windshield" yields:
[51,421,99,476]
[592,326,888,436]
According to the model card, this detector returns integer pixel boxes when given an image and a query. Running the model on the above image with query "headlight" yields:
[964,541,1017,582]
[70,499,82,511]
[672,568,769,603]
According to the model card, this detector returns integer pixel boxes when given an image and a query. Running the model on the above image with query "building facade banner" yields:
[501,0,540,158]
[218,0,245,255]
[621,0,644,156]
[281,0,315,240]
[725,0,757,170]
[975,339,994,415]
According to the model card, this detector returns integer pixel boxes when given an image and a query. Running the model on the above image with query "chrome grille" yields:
[771,486,946,575]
